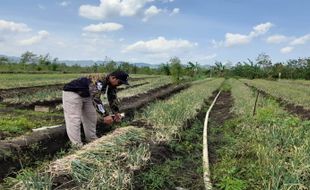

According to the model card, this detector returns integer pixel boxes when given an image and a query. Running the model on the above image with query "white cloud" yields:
[143,5,162,22]
[225,33,251,47]
[0,19,31,33]
[123,36,197,54]
[214,22,273,47]
[79,0,152,20]
[249,22,273,37]
[59,1,70,7]
[266,35,288,44]
[19,30,49,46]
[280,46,294,54]
[83,22,123,32]
[290,34,310,45]
[170,8,180,16]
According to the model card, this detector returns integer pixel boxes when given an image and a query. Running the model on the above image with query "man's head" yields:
[108,70,129,87]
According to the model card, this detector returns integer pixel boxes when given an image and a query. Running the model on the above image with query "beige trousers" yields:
[62,91,98,146]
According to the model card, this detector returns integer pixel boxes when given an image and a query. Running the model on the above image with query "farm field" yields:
[1,1,310,189]
[2,78,224,189]
[209,79,310,189]
[0,77,309,190]
[0,73,190,182]
[0,75,172,139]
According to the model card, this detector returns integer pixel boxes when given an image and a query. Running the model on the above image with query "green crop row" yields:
[211,79,310,190]
[136,78,223,142]
[241,79,310,109]
[0,73,155,89]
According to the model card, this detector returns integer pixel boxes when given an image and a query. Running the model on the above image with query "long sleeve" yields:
[107,86,120,113]
[89,81,107,116]
[93,93,107,116]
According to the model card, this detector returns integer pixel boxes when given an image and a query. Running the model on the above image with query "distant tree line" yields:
[0,51,309,80]
[0,52,210,82]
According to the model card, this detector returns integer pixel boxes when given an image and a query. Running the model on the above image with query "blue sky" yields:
[0,0,309,65]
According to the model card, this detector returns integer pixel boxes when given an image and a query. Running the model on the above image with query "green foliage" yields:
[0,117,35,134]
[169,57,183,82]
[232,55,310,79]
[218,176,247,190]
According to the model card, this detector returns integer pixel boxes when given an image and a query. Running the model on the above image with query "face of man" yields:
[109,76,121,87]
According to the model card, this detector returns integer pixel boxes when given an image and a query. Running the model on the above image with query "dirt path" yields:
[208,91,234,165]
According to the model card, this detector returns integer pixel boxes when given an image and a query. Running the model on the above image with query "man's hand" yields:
[113,113,122,122]
[103,116,114,125]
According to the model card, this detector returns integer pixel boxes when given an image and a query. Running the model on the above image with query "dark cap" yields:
[110,70,129,85]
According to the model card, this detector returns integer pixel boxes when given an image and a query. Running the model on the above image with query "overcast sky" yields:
[0,0,309,65]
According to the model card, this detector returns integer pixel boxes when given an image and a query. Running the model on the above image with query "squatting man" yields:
[62,70,129,146]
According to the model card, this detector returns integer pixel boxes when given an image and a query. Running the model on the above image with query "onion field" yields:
[0,75,309,190]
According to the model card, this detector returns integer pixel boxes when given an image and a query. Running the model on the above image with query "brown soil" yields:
[0,83,189,181]
[244,83,310,120]
[0,132,10,140]
[208,91,234,165]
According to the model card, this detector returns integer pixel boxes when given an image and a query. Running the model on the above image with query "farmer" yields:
[62,70,129,146]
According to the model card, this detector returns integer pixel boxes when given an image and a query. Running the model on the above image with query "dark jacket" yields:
[63,76,120,115]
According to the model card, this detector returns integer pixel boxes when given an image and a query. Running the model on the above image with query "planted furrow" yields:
[3,78,223,189]
[0,82,189,181]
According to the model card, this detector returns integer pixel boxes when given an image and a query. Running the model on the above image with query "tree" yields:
[20,51,37,64]
[104,61,117,72]
[0,56,9,64]
[38,53,51,66]
[256,53,272,68]
[159,63,171,75]
[169,57,183,82]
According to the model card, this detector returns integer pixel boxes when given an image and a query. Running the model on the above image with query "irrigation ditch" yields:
[0,82,190,181]
[243,82,310,120]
